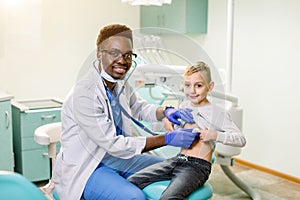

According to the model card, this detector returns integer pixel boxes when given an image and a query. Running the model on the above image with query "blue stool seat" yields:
[143,180,213,200]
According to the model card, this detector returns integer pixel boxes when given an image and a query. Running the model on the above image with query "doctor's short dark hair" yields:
[96,24,133,48]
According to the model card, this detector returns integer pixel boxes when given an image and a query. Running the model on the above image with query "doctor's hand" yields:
[164,108,195,125]
[165,128,199,148]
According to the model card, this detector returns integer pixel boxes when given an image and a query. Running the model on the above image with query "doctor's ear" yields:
[97,53,102,61]
[97,50,102,61]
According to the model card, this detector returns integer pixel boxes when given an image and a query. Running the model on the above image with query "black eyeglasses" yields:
[101,49,137,62]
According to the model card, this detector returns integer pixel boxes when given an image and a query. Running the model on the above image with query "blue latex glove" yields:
[164,108,194,125]
[165,128,199,148]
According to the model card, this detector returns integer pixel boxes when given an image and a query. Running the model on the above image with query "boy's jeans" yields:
[128,154,212,200]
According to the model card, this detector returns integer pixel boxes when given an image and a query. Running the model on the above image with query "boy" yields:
[128,61,246,199]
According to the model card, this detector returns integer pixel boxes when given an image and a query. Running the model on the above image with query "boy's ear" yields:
[208,82,214,92]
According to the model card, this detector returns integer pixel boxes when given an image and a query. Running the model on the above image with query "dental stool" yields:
[0,171,47,200]
[34,122,62,170]
[34,122,62,200]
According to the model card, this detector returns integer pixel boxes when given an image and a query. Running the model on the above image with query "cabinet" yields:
[11,98,62,182]
[0,91,14,171]
[140,0,208,34]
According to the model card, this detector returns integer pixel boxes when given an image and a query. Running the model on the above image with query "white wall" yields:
[192,0,300,178]
[0,0,139,99]
[234,0,300,178]
[1,0,299,178]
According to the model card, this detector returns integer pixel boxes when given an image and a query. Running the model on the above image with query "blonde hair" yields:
[184,61,212,84]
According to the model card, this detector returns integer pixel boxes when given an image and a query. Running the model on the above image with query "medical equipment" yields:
[196,112,225,133]
[112,92,160,136]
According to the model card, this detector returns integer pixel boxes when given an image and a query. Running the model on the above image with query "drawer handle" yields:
[41,115,56,120]
[5,111,10,129]
[42,152,49,157]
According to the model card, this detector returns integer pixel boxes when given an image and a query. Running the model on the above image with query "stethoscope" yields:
[196,112,225,132]
[93,58,160,136]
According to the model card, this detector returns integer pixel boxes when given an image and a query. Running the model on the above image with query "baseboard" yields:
[234,158,300,184]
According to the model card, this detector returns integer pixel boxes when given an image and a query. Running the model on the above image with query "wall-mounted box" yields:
[140,0,208,34]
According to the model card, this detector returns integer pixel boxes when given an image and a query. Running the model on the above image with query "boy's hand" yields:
[199,129,217,142]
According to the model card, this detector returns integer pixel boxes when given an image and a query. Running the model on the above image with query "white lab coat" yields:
[52,67,159,200]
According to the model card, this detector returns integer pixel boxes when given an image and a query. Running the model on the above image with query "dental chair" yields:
[130,63,260,200]
[0,170,47,200]
[137,90,257,200]
[132,77,214,199]
[143,181,213,200]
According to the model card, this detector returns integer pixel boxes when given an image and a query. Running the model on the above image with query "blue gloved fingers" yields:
[164,108,181,125]
[182,131,199,148]
[164,108,194,125]
[178,109,194,123]
[164,128,198,148]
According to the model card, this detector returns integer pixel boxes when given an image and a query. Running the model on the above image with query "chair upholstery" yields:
[143,146,215,200]
[0,171,47,200]
[143,181,213,200]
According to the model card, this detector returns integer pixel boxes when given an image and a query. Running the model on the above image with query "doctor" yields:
[52,24,198,200]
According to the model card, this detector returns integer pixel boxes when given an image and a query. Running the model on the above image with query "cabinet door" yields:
[0,101,14,171]
[140,0,208,34]
[21,148,50,182]
[186,0,208,33]
[20,110,61,138]
[140,6,160,28]
[161,0,185,33]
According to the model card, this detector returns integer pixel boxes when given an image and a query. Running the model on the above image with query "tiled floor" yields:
[209,164,300,200]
